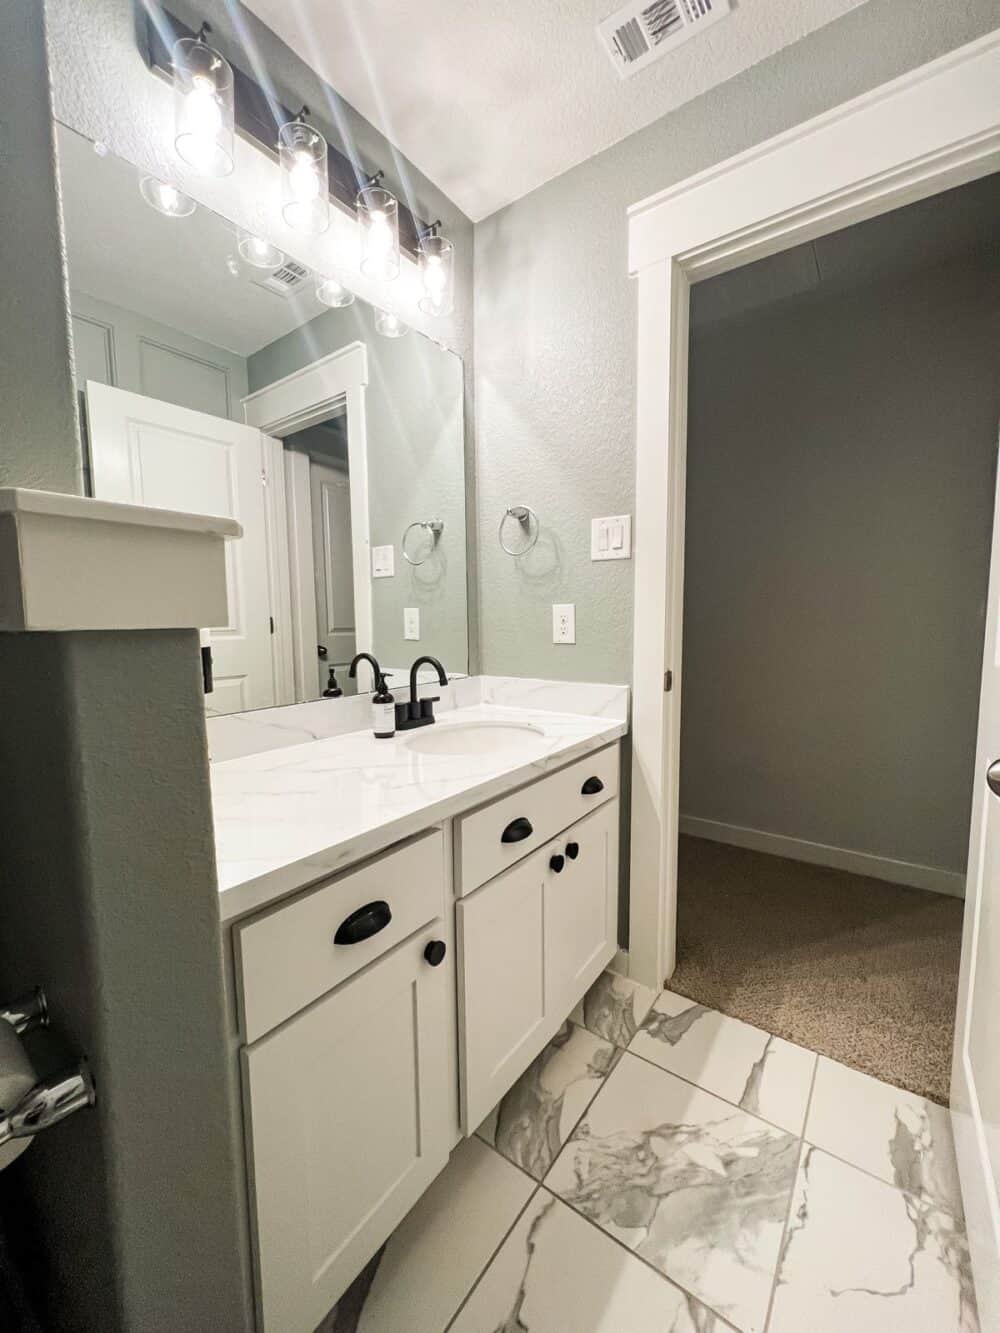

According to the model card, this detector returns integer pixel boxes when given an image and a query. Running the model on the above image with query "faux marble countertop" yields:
[211,678,629,922]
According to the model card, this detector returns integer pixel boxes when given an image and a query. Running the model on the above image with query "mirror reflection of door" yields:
[310,461,357,697]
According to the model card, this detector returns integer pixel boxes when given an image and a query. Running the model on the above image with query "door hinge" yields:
[664,670,673,692]
[269,616,275,635]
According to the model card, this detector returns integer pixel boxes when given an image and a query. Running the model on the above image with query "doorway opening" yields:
[670,173,1000,1103]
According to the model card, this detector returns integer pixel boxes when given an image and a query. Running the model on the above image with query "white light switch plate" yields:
[552,603,575,644]
[591,515,632,561]
[372,545,395,578]
[404,607,420,640]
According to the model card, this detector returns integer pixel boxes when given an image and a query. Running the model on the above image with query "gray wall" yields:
[681,258,1000,877]
[250,306,469,675]
[472,0,1000,683]
[0,1,81,494]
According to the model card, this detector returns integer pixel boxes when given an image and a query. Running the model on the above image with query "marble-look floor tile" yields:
[806,1056,963,1216]
[449,1188,727,1333]
[323,1137,534,1333]
[545,1052,798,1333]
[477,1021,620,1179]
[569,968,658,1047]
[769,1146,978,1333]
[629,991,816,1134]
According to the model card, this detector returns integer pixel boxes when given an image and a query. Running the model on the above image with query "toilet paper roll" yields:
[0,1018,38,1171]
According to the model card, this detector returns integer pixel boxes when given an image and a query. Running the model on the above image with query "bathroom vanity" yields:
[210,677,628,1332]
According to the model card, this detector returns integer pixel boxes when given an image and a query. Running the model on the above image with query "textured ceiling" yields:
[242,0,870,221]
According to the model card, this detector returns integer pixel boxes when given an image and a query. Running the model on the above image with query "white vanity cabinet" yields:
[236,830,452,1333]
[455,747,620,1130]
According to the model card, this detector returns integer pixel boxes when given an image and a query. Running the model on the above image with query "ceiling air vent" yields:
[251,258,311,299]
[598,0,732,78]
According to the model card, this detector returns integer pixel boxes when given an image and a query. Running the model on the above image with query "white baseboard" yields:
[678,815,966,899]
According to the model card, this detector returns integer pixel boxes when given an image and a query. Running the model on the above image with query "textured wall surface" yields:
[682,258,1000,876]
[0,632,251,1332]
[473,0,1000,683]
[0,1,82,493]
[249,302,469,674]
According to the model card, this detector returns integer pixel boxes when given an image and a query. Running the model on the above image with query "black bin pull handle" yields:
[581,776,604,796]
[334,900,392,946]
[501,816,534,844]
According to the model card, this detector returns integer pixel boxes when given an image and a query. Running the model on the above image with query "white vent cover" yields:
[251,258,311,299]
[598,0,732,78]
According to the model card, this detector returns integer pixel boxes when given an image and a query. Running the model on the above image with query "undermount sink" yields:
[404,721,545,756]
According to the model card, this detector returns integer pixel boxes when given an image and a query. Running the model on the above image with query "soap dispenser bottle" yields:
[348,653,395,738]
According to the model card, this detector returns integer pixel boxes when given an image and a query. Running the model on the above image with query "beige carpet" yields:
[670,835,965,1105]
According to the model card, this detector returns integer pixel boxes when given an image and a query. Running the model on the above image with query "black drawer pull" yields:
[334,900,392,945]
[549,854,565,874]
[565,841,580,860]
[581,776,604,796]
[501,816,533,844]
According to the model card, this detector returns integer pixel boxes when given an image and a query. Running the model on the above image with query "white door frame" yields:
[242,341,372,702]
[626,31,1000,991]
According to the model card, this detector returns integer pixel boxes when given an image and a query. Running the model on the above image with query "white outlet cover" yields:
[372,545,395,578]
[591,515,632,561]
[404,606,420,640]
[552,603,576,645]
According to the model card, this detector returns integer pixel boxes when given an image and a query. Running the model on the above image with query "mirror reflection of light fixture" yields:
[357,175,400,282]
[278,108,329,234]
[316,277,355,309]
[375,307,408,338]
[237,231,284,269]
[172,23,234,177]
[139,176,196,218]
[418,224,454,317]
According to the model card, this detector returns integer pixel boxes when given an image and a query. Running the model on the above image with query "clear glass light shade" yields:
[237,232,285,269]
[139,176,196,218]
[278,120,329,234]
[316,277,355,309]
[374,307,408,338]
[418,234,455,317]
[172,37,234,177]
[357,186,400,282]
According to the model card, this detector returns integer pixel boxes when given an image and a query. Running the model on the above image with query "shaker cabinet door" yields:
[545,800,619,1019]
[243,925,450,1333]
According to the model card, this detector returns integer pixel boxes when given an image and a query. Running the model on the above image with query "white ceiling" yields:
[243,0,870,221]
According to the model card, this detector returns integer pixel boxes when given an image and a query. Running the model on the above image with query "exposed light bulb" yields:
[172,34,234,177]
[316,277,355,309]
[237,231,284,269]
[375,307,408,338]
[418,232,454,317]
[288,149,320,203]
[180,76,223,173]
[139,175,196,218]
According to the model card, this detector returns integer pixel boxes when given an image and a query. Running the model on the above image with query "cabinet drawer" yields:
[455,744,618,895]
[236,829,444,1042]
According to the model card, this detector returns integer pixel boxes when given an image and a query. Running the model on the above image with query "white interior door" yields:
[85,381,275,714]
[953,429,1000,1332]
[310,461,357,695]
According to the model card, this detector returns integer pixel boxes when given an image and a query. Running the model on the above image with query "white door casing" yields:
[242,342,372,703]
[311,461,357,695]
[624,31,1000,1320]
[85,380,276,714]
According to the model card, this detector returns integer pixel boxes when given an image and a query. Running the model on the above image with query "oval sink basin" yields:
[405,721,545,757]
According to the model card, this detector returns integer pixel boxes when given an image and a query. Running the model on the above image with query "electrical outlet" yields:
[404,607,420,640]
[552,603,576,645]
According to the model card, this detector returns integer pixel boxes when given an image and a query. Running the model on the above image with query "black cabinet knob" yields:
[565,841,580,860]
[424,940,447,967]
[549,854,565,874]
[581,776,604,796]
[501,816,534,844]
[334,900,391,945]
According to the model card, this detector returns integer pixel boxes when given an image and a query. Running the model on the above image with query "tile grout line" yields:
[441,1182,542,1333]
[762,1053,820,1333]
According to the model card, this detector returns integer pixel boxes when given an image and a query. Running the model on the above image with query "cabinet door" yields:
[457,849,548,1131]
[545,800,619,1019]
[243,926,450,1333]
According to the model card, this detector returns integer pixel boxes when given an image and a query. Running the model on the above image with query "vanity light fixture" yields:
[172,23,234,177]
[237,231,285,269]
[278,108,329,234]
[374,306,408,338]
[418,223,454,318]
[139,175,196,218]
[357,174,400,283]
[316,277,355,309]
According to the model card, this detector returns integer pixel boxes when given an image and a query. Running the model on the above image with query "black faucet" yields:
[395,655,449,731]
[348,652,385,693]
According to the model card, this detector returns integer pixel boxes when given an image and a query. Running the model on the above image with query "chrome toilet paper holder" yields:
[0,988,95,1158]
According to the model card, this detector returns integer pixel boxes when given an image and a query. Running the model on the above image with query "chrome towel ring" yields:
[401,519,444,566]
[499,505,538,557]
